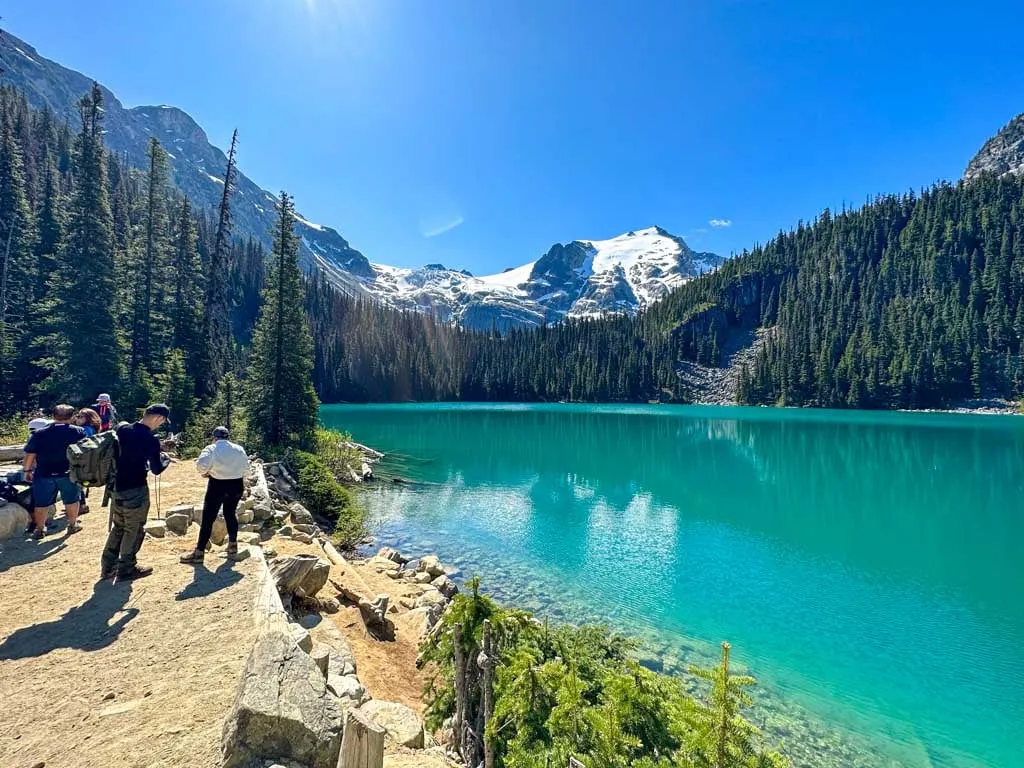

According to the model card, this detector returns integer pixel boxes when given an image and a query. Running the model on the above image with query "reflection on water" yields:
[323,404,1024,768]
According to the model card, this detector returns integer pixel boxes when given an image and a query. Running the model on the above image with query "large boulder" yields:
[357,700,425,749]
[237,508,255,524]
[253,500,275,522]
[0,502,29,540]
[431,575,458,599]
[222,628,344,768]
[210,515,228,546]
[238,532,262,547]
[289,502,315,527]
[368,556,401,573]
[377,547,408,564]
[164,512,191,536]
[143,519,166,538]
[270,554,329,598]
[416,555,445,579]
[166,504,195,522]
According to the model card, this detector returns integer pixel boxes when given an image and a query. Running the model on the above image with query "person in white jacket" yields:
[180,426,249,564]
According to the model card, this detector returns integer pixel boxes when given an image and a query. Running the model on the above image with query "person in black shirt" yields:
[100,404,171,582]
[23,404,86,539]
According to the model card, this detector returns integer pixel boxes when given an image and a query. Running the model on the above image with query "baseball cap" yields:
[213,426,230,439]
[97,393,111,403]
[27,418,50,432]
[144,403,171,419]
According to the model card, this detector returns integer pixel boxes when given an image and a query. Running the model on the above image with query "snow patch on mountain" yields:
[355,226,724,330]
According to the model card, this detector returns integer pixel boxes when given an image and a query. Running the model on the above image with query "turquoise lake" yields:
[321,403,1024,768]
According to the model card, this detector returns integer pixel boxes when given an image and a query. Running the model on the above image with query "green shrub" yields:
[290,449,366,549]
[0,414,29,445]
[312,427,367,480]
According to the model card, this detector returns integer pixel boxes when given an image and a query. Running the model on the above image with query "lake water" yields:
[321,403,1024,768]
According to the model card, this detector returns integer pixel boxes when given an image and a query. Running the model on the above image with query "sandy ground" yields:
[0,462,259,768]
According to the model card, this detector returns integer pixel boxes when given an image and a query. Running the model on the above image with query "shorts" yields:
[32,475,81,507]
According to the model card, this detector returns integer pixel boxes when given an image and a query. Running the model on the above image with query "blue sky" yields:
[7,0,1024,273]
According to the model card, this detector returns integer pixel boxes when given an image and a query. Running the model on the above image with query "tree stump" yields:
[337,708,384,768]
[271,553,320,596]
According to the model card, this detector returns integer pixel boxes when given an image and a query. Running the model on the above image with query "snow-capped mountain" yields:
[358,227,724,330]
[0,28,723,328]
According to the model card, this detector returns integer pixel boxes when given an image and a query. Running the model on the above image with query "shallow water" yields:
[322,403,1024,767]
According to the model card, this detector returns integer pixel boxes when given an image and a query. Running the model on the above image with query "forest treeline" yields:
[4,79,1024,415]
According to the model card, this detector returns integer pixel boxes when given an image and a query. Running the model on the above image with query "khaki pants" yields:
[101,486,150,576]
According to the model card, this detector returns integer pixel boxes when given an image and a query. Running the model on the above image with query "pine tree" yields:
[171,196,203,376]
[243,191,318,448]
[196,128,238,400]
[43,83,122,403]
[158,347,196,433]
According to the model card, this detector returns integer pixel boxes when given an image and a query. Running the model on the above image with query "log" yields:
[270,553,320,596]
[252,461,272,504]
[337,708,384,768]
[0,444,25,462]
[481,620,495,768]
[321,541,375,601]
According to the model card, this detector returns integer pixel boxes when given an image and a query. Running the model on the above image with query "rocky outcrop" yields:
[222,627,344,768]
[965,113,1024,181]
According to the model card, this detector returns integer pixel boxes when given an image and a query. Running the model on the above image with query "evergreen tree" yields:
[196,128,238,400]
[158,347,196,433]
[170,196,204,376]
[43,83,121,403]
[243,191,318,448]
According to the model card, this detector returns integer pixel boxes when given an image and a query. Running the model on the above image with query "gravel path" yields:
[0,465,258,768]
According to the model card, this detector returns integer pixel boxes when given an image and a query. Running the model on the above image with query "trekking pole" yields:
[155,474,162,519]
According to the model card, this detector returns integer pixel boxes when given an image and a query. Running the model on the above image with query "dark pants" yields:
[101,485,150,576]
[196,478,243,551]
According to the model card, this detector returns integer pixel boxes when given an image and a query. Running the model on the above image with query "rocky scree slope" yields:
[964,112,1024,181]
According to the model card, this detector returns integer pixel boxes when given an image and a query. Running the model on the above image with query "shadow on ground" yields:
[0,532,70,573]
[175,558,243,601]
[0,580,138,659]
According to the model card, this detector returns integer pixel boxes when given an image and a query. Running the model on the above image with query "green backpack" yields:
[67,430,120,488]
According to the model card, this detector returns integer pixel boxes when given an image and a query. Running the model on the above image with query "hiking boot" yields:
[79,504,90,515]
[179,549,204,565]
[226,542,239,559]
[30,528,44,540]
[115,565,153,583]
[99,568,115,581]
[66,521,83,535]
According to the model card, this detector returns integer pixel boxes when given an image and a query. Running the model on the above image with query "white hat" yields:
[28,418,51,432]
[97,393,111,402]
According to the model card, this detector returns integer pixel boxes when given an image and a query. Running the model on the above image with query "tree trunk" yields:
[453,623,468,760]
[481,619,496,768]
[337,708,384,768]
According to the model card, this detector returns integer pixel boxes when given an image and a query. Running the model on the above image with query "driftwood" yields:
[337,708,384,768]
[0,444,25,462]
[321,541,390,628]
[270,553,320,596]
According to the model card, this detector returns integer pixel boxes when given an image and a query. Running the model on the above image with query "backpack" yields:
[67,430,120,488]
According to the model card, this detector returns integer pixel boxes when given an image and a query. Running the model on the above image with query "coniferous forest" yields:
[3,79,1024,417]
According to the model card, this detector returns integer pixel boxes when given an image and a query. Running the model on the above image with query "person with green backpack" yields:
[98,404,171,583]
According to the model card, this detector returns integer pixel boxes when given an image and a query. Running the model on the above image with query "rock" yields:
[267,463,282,476]
[0,502,30,540]
[368,556,401,573]
[240,497,255,511]
[360,462,374,480]
[237,532,262,547]
[414,588,446,610]
[237,508,255,524]
[291,625,313,653]
[289,502,315,526]
[358,594,390,628]
[301,558,331,598]
[309,644,331,677]
[263,546,278,559]
[321,596,340,614]
[143,520,166,538]
[413,572,433,584]
[271,554,321,595]
[252,501,275,522]
[385,570,404,580]
[166,504,194,521]
[431,575,458,599]
[298,613,321,630]
[293,523,319,535]
[293,532,314,545]
[325,639,357,678]
[278,524,294,537]
[240,523,262,533]
[357,700,425,749]
[400,607,434,638]
[164,513,191,536]
[398,597,416,610]
[210,516,228,546]
[377,546,408,564]
[221,628,343,768]
[327,674,368,706]
[417,555,445,579]
[231,547,252,562]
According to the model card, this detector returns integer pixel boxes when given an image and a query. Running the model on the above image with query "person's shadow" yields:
[175,558,243,601]
[0,580,138,660]
[0,534,69,573]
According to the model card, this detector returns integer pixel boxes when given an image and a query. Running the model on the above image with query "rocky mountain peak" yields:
[964,113,1024,181]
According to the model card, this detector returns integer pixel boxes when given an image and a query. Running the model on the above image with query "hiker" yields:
[100,404,171,582]
[20,417,56,534]
[91,393,119,432]
[180,426,249,564]
[73,408,102,437]
[72,408,102,514]
[22,404,87,538]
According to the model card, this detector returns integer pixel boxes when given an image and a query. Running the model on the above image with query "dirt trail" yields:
[0,462,259,768]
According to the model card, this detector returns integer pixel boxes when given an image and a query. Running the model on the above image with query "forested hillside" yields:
[307,172,1024,410]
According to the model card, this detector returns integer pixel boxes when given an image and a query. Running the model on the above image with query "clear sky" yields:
[6,0,1024,273]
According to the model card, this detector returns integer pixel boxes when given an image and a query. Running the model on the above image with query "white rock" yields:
[144,520,166,538]
[431,575,458,599]
[237,508,255,524]
[237,532,262,547]
[413,572,433,584]
[291,625,313,654]
[164,513,190,536]
[0,502,29,540]
[327,674,367,706]
[368,555,401,572]
[416,555,445,579]
[210,516,228,546]
[357,700,424,749]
